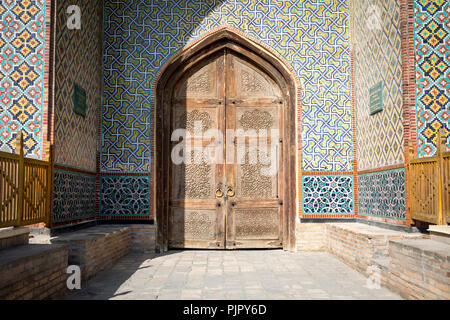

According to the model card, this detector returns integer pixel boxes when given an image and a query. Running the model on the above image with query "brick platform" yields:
[296,223,327,251]
[388,239,450,300]
[296,222,450,299]
[0,227,30,250]
[326,223,423,274]
[51,226,131,282]
[128,224,156,252]
[0,244,69,300]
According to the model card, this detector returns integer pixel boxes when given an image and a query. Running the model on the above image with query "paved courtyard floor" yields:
[64,250,402,300]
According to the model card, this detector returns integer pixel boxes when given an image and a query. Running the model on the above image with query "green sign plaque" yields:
[369,81,383,115]
[73,83,87,117]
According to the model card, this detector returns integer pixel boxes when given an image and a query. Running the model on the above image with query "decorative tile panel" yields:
[100,176,150,216]
[0,0,46,159]
[358,169,406,221]
[52,169,96,223]
[302,175,354,215]
[101,0,352,173]
[54,0,103,171]
[414,0,449,156]
[354,0,405,171]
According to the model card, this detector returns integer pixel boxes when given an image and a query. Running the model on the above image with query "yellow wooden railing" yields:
[408,130,449,225]
[0,132,52,228]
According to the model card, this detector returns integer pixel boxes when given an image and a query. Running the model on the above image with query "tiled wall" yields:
[51,0,104,224]
[353,0,404,171]
[100,0,353,217]
[353,0,407,223]
[52,169,96,223]
[0,0,47,159]
[1,1,446,226]
[358,169,406,221]
[414,0,449,157]
[54,0,103,171]
[302,175,354,216]
[100,176,150,217]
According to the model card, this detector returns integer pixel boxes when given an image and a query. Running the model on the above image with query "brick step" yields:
[0,243,69,300]
[0,227,30,250]
[387,238,450,300]
[296,222,450,299]
[49,225,131,282]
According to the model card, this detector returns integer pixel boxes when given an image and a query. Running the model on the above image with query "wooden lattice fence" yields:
[408,131,449,225]
[0,133,52,228]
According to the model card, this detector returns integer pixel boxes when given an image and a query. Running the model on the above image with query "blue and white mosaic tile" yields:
[358,169,406,221]
[302,175,354,215]
[53,169,96,223]
[100,176,150,216]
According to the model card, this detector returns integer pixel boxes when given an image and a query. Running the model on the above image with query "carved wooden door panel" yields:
[168,51,226,249]
[168,49,283,249]
[225,51,284,249]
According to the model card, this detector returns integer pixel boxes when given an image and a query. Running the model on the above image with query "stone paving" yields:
[64,250,402,300]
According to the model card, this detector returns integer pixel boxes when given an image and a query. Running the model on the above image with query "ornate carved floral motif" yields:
[176,109,214,134]
[182,211,216,239]
[235,208,279,239]
[239,109,274,131]
[173,151,212,199]
[241,70,266,94]
[186,70,211,94]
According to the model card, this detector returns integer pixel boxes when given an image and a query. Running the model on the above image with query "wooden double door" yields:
[168,49,284,249]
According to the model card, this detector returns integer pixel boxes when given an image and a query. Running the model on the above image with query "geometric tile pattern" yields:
[54,0,102,171]
[358,169,406,221]
[100,176,150,217]
[52,169,96,223]
[0,0,46,159]
[354,0,405,170]
[302,175,354,215]
[101,0,352,173]
[414,0,450,156]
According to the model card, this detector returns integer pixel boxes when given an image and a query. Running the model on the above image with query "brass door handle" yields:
[215,187,224,198]
[227,186,235,198]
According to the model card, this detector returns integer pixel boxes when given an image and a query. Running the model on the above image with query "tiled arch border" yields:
[42,0,52,158]
[400,0,416,226]
[150,25,301,250]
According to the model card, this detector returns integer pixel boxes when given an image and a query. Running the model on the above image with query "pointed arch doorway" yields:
[154,29,298,251]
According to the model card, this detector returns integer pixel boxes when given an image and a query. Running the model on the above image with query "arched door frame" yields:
[154,27,299,252]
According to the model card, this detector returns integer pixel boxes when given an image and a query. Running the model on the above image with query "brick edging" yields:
[399,0,417,226]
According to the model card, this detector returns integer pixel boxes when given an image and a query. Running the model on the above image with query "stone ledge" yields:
[0,244,69,300]
[387,238,450,299]
[327,223,424,239]
[389,238,450,262]
[0,227,30,240]
[50,225,130,243]
[0,244,67,268]
[428,225,450,245]
[428,225,450,234]
[0,227,30,251]
[47,225,131,282]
